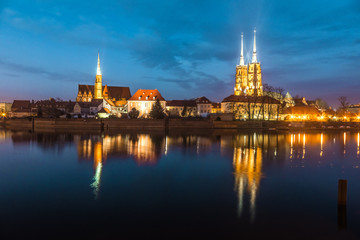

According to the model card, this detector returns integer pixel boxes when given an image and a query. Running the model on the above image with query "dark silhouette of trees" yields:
[150,99,165,119]
[129,108,140,119]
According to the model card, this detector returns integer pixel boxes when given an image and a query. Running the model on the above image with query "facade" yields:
[221,95,280,120]
[166,100,197,117]
[33,99,75,117]
[211,102,222,113]
[73,99,103,115]
[234,30,262,97]
[9,100,34,118]
[76,53,131,114]
[196,96,212,116]
[0,103,12,116]
[282,106,321,121]
[127,89,166,117]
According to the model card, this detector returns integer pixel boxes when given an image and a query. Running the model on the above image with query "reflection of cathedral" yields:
[224,132,287,222]
[233,147,262,221]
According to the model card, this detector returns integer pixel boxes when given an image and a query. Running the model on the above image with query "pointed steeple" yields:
[252,28,258,63]
[97,52,101,76]
[239,32,245,66]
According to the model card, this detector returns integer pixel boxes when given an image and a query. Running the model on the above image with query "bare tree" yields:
[274,87,285,120]
[338,96,349,109]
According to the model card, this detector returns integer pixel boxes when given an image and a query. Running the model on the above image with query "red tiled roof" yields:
[76,99,103,108]
[166,100,196,107]
[196,96,211,104]
[11,100,31,112]
[222,95,280,104]
[128,89,165,101]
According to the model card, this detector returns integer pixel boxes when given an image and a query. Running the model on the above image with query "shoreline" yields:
[1,118,360,133]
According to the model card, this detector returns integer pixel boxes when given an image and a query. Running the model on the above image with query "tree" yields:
[315,98,329,110]
[37,106,43,118]
[338,96,349,109]
[129,108,140,119]
[150,99,165,119]
[274,87,285,120]
[181,106,188,117]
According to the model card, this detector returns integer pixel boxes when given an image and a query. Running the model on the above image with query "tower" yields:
[94,52,103,99]
[247,29,262,96]
[234,33,248,96]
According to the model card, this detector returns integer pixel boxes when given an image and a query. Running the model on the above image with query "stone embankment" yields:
[1,118,360,132]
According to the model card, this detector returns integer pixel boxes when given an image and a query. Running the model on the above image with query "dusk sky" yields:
[1,0,359,107]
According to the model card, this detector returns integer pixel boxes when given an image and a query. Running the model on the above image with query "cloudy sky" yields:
[0,0,359,107]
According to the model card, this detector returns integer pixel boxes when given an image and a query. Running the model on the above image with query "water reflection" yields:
[4,130,360,219]
[233,147,262,221]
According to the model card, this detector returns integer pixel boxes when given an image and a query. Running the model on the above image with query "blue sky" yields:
[0,0,359,107]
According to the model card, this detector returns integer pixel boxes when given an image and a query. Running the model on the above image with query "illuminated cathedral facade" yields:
[234,29,262,96]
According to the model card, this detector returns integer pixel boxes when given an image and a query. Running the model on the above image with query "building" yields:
[282,105,321,121]
[196,96,212,116]
[127,89,166,117]
[211,102,221,113]
[166,100,197,117]
[221,95,280,120]
[222,30,282,120]
[33,99,75,117]
[9,100,34,118]
[234,30,262,97]
[76,53,131,113]
[0,103,12,116]
[73,99,103,116]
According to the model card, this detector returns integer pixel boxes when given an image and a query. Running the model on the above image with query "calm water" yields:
[1,129,360,239]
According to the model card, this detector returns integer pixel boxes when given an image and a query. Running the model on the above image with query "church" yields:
[221,29,281,120]
[76,53,131,106]
[234,29,262,96]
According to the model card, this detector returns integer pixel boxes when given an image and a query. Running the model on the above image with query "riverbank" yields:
[2,118,360,132]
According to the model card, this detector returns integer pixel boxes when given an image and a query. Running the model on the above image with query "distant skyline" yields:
[0,0,359,107]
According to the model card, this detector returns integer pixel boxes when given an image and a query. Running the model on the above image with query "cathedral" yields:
[76,53,131,104]
[234,29,262,96]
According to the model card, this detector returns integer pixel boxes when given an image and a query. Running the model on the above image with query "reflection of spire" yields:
[251,28,258,63]
[302,134,306,159]
[91,162,102,200]
[290,134,293,159]
[357,132,359,156]
[343,132,346,156]
[90,142,103,200]
[320,133,323,157]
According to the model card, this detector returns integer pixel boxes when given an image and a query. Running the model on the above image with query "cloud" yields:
[0,59,91,83]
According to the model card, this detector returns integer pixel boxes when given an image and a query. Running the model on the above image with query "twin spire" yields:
[252,28,257,63]
[239,28,258,66]
[97,51,101,76]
